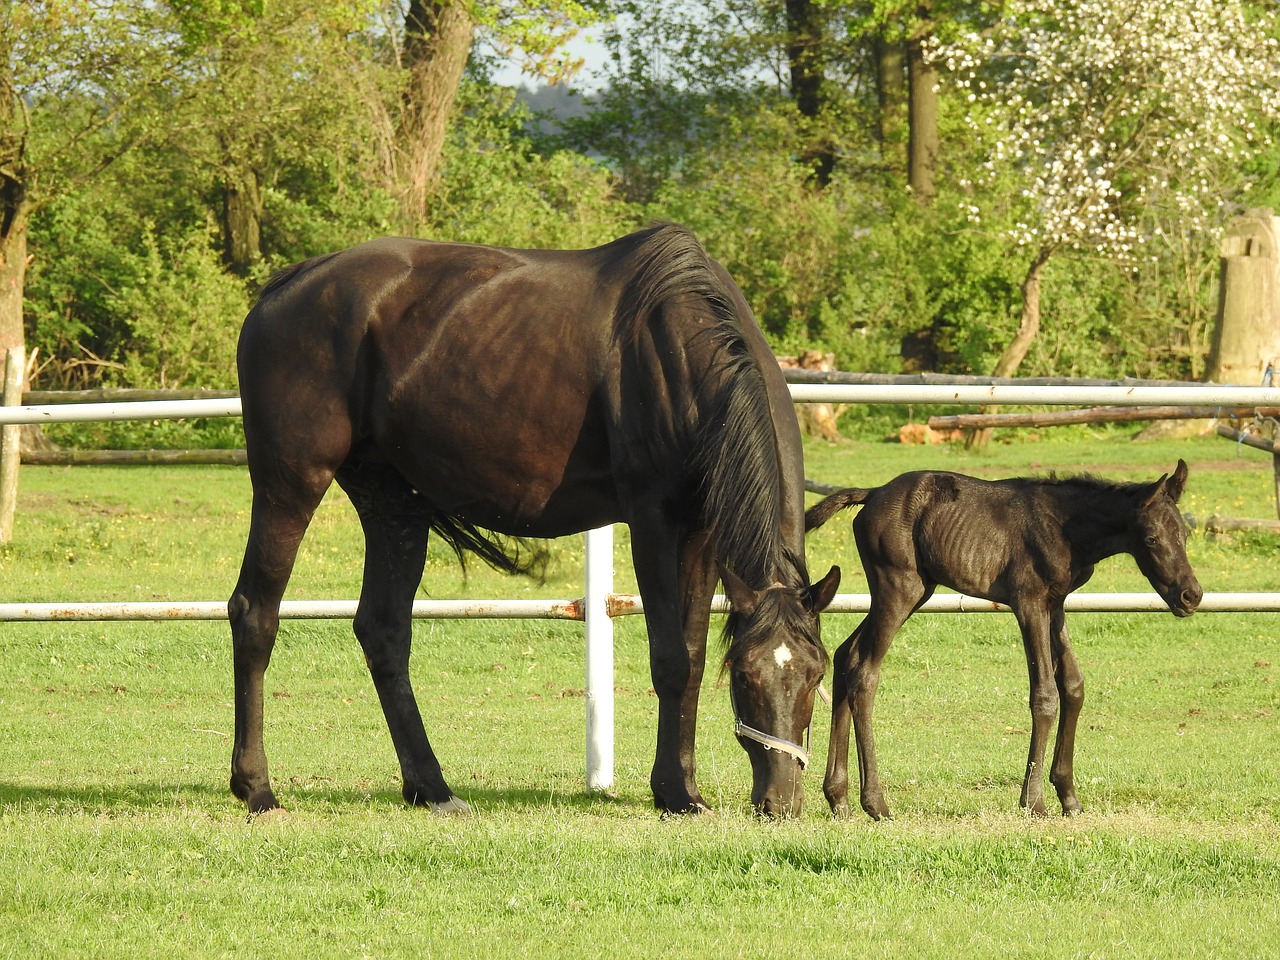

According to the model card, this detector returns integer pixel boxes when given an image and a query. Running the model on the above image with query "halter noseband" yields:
[729,682,831,770]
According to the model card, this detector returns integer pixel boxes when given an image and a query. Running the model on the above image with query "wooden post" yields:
[1208,208,1280,386]
[0,346,24,543]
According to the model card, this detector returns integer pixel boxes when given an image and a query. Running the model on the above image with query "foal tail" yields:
[805,488,873,532]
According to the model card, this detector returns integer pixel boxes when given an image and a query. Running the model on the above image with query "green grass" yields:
[1,433,1278,958]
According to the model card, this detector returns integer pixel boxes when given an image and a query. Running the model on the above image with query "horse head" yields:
[720,563,841,817]
[1133,459,1202,617]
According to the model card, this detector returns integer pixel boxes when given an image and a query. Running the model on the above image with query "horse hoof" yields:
[429,795,472,816]
[657,798,713,817]
[241,788,281,814]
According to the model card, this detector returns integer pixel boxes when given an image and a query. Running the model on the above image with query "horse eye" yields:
[1144,535,1157,546]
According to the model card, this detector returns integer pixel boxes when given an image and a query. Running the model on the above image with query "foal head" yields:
[1130,459,1202,617]
[720,563,841,818]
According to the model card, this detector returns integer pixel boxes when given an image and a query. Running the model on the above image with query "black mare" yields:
[228,224,840,817]
[805,461,1202,819]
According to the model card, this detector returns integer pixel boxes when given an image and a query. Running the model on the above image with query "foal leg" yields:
[822,624,861,818]
[336,462,466,813]
[1049,609,1085,815]
[832,576,928,821]
[228,476,332,812]
[1016,604,1060,816]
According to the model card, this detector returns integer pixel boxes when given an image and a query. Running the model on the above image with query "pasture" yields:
[1,432,1277,958]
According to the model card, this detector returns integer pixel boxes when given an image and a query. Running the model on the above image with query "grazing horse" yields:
[228,223,840,817]
[805,461,1201,820]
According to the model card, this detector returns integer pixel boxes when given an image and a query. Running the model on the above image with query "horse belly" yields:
[918,515,1013,603]
[375,397,623,538]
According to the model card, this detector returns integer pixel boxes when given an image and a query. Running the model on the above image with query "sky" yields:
[487,30,609,91]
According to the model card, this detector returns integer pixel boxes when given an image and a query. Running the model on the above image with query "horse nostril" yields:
[1182,584,1203,609]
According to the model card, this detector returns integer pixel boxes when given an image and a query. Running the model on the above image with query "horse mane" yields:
[1039,472,1154,498]
[614,223,790,589]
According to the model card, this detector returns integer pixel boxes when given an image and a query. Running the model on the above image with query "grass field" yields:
[1,430,1278,958]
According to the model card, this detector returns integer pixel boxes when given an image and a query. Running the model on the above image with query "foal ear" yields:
[717,562,759,617]
[806,565,841,613]
[1147,458,1189,506]
[1165,459,1189,502]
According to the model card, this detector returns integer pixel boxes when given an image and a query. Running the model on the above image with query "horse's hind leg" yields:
[228,476,332,812]
[335,461,466,813]
[830,575,927,821]
[823,624,862,818]
[1049,609,1085,815]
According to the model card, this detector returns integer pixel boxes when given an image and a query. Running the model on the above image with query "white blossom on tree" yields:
[935,0,1280,378]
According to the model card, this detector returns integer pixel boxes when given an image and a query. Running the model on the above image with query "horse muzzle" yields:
[1167,580,1203,617]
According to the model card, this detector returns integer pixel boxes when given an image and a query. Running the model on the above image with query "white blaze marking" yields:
[773,643,793,669]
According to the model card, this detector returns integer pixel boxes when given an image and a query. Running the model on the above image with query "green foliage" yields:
[109,228,248,389]
[14,0,1280,435]
[428,82,638,248]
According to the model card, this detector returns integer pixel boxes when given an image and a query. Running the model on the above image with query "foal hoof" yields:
[429,795,472,817]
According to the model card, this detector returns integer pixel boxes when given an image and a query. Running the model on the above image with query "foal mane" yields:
[613,223,793,591]
[1040,472,1155,499]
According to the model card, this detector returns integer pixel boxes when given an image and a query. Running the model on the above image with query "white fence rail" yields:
[5,382,1280,791]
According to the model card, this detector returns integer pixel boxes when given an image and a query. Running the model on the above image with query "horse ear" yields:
[1165,459,1189,502]
[806,565,841,613]
[717,562,759,617]
[1147,459,1189,506]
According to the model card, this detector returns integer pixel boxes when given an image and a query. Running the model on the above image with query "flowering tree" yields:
[938,0,1280,378]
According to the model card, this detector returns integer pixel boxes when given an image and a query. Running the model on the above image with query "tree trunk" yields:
[994,252,1050,378]
[967,252,1051,449]
[906,19,938,204]
[873,34,907,174]
[1,28,29,357]
[397,0,474,226]
[0,215,26,356]
[784,0,833,186]
[221,160,263,277]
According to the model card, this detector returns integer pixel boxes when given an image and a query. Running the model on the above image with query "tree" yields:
[390,0,607,226]
[783,0,835,185]
[940,0,1280,379]
[167,1,380,276]
[1,3,179,364]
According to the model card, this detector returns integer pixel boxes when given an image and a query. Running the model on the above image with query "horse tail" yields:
[805,488,874,532]
[429,514,549,582]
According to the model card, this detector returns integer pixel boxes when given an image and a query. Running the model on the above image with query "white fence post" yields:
[584,525,615,791]
[0,347,24,543]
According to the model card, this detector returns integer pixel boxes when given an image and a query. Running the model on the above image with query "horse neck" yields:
[1060,485,1136,565]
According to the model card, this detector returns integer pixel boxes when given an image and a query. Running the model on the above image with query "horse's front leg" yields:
[1016,605,1060,817]
[630,522,715,814]
[1049,608,1085,815]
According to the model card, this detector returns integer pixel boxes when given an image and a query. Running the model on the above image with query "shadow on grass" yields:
[0,779,655,818]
